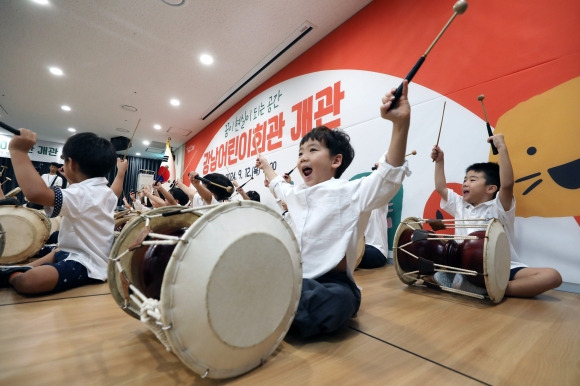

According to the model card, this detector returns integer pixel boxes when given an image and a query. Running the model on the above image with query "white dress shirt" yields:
[47,177,117,280]
[270,153,410,281]
[441,191,526,269]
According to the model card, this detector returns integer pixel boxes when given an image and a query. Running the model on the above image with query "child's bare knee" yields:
[10,273,35,293]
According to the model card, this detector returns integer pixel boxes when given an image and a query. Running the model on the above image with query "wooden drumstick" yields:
[435,101,446,148]
[235,175,254,193]
[433,101,446,162]
[477,94,499,155]
[182,150,198,179]
[0,177,11,187]
[123,118,141,160]
[0,121,20,136]
[406,150,417,157]
[388,1,468,110]
[194,175,233,193]
[286,166,297,175]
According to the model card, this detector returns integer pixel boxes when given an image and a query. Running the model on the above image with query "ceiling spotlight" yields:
[49,67,64,76]
[170,99,181,107]
[136,152,141,156]
[200,54,214,65]
[67,127,76,132]
[32,0,50,5]
[61,105,71,111]
[142,140,150,146]
[153,124,162,130]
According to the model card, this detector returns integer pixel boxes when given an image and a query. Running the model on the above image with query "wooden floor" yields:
[1,265,578,386]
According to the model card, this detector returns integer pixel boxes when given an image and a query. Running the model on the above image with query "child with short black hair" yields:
[190,172,233,205]
[1,130,127,295]
[256,81,411,339]
[431,134,562,297]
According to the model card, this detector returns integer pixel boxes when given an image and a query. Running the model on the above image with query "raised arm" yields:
[431,145,448,202]
[190,172,213,205]
[256,155,278,182]
[176,177,197,201]
[110,158,128,198]
[232,179,251,200]
[8,128,55,206]
[490,134,514,211]
[154,182,178,206]
[381,80,411,167]
[142,185,166,207]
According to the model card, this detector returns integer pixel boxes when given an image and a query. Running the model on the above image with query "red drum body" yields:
[130,226,187,300]
[393,217,510,303]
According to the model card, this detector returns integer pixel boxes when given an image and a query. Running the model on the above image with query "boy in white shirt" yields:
[431,134,562,297]
[256,81,411,338]
[41,162,63,188]
[2,130,127,295]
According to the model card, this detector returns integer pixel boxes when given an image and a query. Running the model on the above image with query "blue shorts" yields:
[44,251,103,293]
[509,267,526,281]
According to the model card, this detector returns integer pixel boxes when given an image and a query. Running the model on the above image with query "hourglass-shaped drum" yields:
[393,217,510,303]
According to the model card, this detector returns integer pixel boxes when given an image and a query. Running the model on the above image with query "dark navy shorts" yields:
[509,266,526,281]
[45,251,103,293]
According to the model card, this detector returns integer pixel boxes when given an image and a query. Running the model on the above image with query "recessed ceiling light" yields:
[31,0,50,5]
[170,99,180,107]
[136,152,141,156]
[49,67,63,76]
[67,127,76,132]
[61,105,71,111]
[153,124,162,130]
[142,140,150,146]
[200,54,214,65]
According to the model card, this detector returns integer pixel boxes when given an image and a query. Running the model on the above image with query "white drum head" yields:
[392,217,422,285]
[161,201,301,379]
[483,219,510,303]
[0,205,51,264]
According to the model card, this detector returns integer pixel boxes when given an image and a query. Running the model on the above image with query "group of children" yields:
[0,79,562,340]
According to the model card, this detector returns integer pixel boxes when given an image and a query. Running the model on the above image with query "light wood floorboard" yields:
[0,265,578,385]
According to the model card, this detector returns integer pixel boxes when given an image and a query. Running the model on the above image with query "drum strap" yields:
[417,257,435,275]
[128,225,151,251]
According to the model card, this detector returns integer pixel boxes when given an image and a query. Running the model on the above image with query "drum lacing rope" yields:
[137,297,173,353]
[110,259,173,350]
[127,282,173,352]
[411,218,492,230]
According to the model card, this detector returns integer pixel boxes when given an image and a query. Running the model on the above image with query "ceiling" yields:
[0,0,372,159]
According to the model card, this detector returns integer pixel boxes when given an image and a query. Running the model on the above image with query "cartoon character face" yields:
[492,77,580,217]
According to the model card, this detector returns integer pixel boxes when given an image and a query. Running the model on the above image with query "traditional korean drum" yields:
[393,217,510,303]
[108,201,302,379]
[0,204,51,264]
